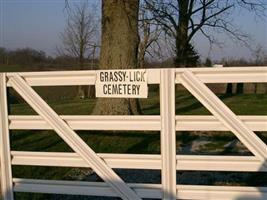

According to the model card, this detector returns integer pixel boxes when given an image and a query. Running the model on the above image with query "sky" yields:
[0,0,266,61]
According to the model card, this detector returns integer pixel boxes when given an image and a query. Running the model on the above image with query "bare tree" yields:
[0,47,8,65]
[251,45,266,93]
[252,45,266,66]
[93,0,140,115]
[138,3,162,68]
[145,0,266,67]
[59,1,98,98]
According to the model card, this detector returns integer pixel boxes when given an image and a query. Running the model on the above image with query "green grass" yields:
[174,93,267,115]
[10,98,97,115]
[8,91,267,199]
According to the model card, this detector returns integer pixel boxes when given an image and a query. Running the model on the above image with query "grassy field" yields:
[7,90,267,199]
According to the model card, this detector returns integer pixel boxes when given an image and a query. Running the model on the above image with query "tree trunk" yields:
[226,83,233,94]
[174,1,189,67]
[93,0,140,115]
[86,86,95,99]
[77,54,86,99]
[138,45,146,68]
[254,83,258,94]
[236,83,244,94]
[138,17,149,69]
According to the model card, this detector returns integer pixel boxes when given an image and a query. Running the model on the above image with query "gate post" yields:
[160,69,176,199]
[0,74,14,200]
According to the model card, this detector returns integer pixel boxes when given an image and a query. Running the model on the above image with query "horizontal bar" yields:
[11,151,161,169]
[13,178,267,199]
[176,115,267,131]
[177,184,267,200]
[177,155,266,171]
[9,115,161,131]
[6,67,267,86]
[9,115,267,131]
[11,151,267,171]
[6,69,160,86]
[176,67,267,83]
[13,178,162,199]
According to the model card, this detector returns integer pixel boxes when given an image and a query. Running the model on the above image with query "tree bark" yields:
[254,83,258,94]
[226,83,233,94]
[174,1,189,67]
[236,83,244,94]
[93,0,140,115]
[77,54,86,98]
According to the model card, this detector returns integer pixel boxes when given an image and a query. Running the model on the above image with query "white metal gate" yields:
[1,67,267,200]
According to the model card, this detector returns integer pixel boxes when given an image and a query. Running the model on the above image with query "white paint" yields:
[160,69,176,199]
[9,75,141,200]
[1,67,267,200]
[13,178,267,200]
[213,64,224,67]
[10,152,267,172]
[180,71,267,161]
[8,115,267,131]
[0,74,14,200]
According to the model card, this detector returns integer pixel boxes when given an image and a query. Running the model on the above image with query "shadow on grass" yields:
[175,93,234,114]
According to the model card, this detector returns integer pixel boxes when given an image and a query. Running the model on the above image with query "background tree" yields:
[93,0,140,115]
[252,45,266,66]
[145,0,266,67]
[204,57,212,67]
[8,48,46,67]
[251,45,266,93]
[138,3,162,68]
[59,2,98,98]
[0,47,8,65]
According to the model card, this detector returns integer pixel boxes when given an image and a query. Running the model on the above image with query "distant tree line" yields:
[0,47,47,66]
[1,45,266,71]
[0,47,99,71]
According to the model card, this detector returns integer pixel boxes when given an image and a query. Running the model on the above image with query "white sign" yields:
[95,69,148,98]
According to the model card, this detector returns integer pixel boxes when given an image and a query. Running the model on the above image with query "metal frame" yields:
[0,67,267,200]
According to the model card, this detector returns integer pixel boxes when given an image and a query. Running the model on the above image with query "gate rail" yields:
[1,67,267,200]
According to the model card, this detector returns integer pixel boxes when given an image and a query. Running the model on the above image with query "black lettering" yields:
[126,84,130,94]
[100,72,104,82]
[113,72,118,82]
[136,85,140,95]
[122,71,127,81]
[107,84,112,94]
[103,84,108,94]
[121,84,125,94]
[129,72,132,82]
[141,72,145,82]
[117,72,122,81]
[110,72,114,82]
[118,84,122,94]
[136,71,140,81]
[112,84,118,94]
[132,85,136,95]
[104,72,109,82]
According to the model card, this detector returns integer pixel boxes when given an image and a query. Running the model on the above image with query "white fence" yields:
[1,67,267,200]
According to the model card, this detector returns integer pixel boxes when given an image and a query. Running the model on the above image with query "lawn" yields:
[7,90,267,199]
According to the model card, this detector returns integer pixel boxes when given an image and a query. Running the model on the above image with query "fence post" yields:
[0,73,14,200]
[160,69,176,199]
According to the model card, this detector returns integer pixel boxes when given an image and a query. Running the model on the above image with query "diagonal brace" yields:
[9,74,141,200]
[180,71,267,161]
